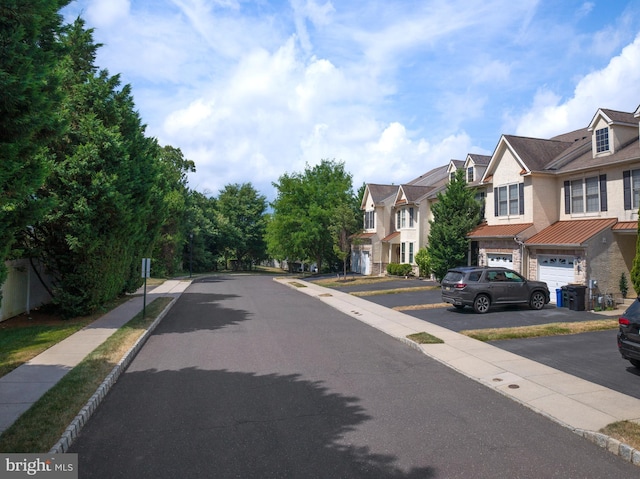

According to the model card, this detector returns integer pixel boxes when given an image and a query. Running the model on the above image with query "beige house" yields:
[468,105,640,302]
[352,165,449,275]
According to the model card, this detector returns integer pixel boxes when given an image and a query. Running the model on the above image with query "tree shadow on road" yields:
[71,367,437,478]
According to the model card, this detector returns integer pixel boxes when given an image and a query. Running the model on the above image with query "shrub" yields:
[415,248,431,278]
[387,263,413,276]
[620,272,629,298]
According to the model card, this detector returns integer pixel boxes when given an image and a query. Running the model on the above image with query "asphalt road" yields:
[70,275,637,478]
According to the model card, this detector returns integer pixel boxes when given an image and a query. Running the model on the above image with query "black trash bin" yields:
[567,285,587,311]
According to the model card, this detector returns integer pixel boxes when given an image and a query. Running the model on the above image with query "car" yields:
[617,298,640,369]
[441,266,550,314]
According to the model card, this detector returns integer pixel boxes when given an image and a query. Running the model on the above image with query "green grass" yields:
[0,297,173,453]
[350,286,439,297]
[460,320,618,342]
[407,332,444,344]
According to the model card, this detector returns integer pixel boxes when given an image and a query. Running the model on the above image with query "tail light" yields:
[619,317,630,326]
[454,283,467,289]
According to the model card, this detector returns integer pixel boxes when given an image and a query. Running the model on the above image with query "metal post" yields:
[189,233,193,278]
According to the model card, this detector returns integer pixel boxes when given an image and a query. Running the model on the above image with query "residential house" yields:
[352,165,450,275]
[468,105,640,303]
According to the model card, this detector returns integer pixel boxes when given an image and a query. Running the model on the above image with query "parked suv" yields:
[441,266,550,314]
[617,298,640,369]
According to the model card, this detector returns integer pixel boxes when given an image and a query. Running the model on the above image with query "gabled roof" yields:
[588,108,639,131]
[446,159,464,173]
[466,153,491,166]
[362,184,397,209]
[524,218,617,246]
[467,222,534,239]
[395,184,433,204]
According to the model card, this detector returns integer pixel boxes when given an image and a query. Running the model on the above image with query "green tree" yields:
[267,160,355,273]
[217,183,268,270]
[330,202,361,278]
[24,19,164,316]
[0,0,69,298]
[152,146,196,277]
[427,169,482,281]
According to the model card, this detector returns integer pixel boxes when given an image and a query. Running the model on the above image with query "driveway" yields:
[315,275,639,399]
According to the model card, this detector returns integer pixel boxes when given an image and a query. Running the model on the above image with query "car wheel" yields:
[529,291,546,310]
[630,359,640,369]
[473,294,490,314]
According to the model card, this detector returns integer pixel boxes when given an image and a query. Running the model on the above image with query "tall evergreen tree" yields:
[427,169,482,281]
[24,19,164,316]
[0,1,69,298]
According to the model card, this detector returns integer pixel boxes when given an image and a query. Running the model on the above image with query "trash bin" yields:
[561,286,569,308]
[567,285,587,311]
[556,288,563,307]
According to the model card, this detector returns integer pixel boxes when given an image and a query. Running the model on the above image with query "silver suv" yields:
[441,266,550,314]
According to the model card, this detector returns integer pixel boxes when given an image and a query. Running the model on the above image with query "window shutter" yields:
[494,188,498,216]
[623,170,631,210]
[518,183,524,215]
[564,181,570,214]
[599,175,607,211]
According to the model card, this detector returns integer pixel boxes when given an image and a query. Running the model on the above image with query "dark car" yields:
[617,298,640,369]
[441,266,550,314]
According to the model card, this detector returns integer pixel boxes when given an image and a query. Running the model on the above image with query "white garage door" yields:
[487,254,513,268]
[538,256,575,303]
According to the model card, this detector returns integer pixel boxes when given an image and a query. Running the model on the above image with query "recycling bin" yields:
[556,288,563,307]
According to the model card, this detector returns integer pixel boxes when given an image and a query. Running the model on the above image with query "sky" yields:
[61,0,640,200]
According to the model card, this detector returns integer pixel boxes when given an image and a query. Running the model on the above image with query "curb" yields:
[49,296,178,454]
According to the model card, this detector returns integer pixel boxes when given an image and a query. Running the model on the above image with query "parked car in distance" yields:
[617,298,640,369]
[441,266,550,314]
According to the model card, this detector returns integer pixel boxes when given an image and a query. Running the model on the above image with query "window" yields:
[450,172,456,182]
[409,207,414,227]
[624,169,640,210]
[396,210,401,229]
[400,209,406,228]
[409,243,414,263]
[494,184,523,217]
[401,243,406,263]
[467,167,474,182]
[564,175,607,214]
[595,127,609,153]
[364,210,375,229]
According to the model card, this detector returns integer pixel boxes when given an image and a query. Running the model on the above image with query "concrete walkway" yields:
[276,277,640,465]
[0,280,191,435]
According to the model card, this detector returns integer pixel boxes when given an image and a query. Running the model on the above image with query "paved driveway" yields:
[316,275,640,400]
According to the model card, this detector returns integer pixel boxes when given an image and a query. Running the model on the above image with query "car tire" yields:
[473,294,490,314]
[529,291,546,310]
[630,359,640,369]
[453,304,465,310]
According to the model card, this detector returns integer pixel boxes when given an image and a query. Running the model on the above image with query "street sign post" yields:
[141,258,151,317]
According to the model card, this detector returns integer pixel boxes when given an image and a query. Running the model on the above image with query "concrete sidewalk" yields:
[0,280,191,436]
[276,277,640,465]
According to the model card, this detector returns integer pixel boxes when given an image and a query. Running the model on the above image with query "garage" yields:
[487,253,513,268]
[538,255,575,303]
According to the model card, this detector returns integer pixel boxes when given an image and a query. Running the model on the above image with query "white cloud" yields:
[514,33,640,138]
[85,0,130,27]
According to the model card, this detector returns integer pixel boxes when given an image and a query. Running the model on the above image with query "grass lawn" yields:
[0,297,173,453]
[460,319,618,342]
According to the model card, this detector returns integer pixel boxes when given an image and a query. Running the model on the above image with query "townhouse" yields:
[354,104,640,304]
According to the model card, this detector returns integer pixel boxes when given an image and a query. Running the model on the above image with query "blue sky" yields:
[61,0,640,199]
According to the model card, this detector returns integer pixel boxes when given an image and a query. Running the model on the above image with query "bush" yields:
[387,263,413,276]
[415,248,431,278]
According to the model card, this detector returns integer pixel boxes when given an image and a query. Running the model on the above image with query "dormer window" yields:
[467,167,474,182]
[450,172,455,182]
[595,127,610,153]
